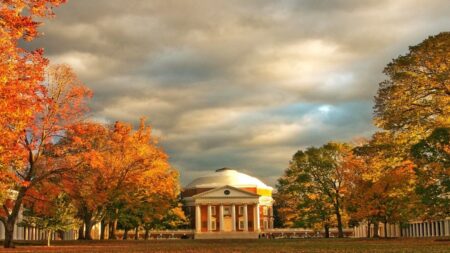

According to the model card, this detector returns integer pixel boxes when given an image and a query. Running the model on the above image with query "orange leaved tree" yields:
[0,0,66,184]
[0,64,91,248]
[348,132,417,238]
[62,119,179,240]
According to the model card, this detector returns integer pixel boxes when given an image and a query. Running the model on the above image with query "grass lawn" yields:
[0,238,449,253]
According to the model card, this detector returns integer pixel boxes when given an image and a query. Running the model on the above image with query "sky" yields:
[27,0,450,187]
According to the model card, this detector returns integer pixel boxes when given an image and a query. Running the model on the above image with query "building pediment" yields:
[192,185,259,199]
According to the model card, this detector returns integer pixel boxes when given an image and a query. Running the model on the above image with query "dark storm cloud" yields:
[27,0,450,186]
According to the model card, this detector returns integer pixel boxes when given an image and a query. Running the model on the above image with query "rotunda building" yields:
[181,168,274,239]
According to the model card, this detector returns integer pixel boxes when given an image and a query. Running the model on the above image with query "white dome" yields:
[185,168,272,190]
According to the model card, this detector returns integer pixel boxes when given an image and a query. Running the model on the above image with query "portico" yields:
[182,168,274,239]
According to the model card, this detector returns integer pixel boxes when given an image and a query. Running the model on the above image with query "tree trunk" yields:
[324,224,330,238]
[109,220,117,240]
[373,222,380,238]
[3,220,15,248]
[399,222,403,237]
[78,224,85,240]
[384,221,388,238]
[334,201,344,238]
[100,219,106,240]
[367,221,371,238]
[123,229,129,240]
[144,229,149,240]
[134,226,139,240]
[47,230,52,247]
[84,220,93,240]
[3,186,27,248]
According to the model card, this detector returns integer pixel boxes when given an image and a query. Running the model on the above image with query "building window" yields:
[239,219,244,230]
[224,206,231,216]
[239,206,244,215]
[264,220,269,229]
[263,206,268,216]
[211,206,216,215]
[211,219,216,230]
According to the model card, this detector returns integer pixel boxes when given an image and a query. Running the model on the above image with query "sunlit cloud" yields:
[28,0,450,186]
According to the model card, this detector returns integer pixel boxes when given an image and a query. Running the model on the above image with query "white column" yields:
[431,222,435,236]
[440,220,445,236]
[254,204,260,232]
[243,204,248,232]
[195,204,201,233]
[418,223,422,237]
[219,205,224,231]
[444,220,450,236]
[231,204,236,231]
[0,222,4,240]
[427,222,431,237]
[437,221,441,236]
[207,205,212,232]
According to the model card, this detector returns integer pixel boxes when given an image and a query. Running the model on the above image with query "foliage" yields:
[61,119,180,239]
[0,0,66,190]
[348,132,417,237]
[276,142,360,237]
[374,32,450,141]
[21,193,78,246]
[1,64,90,248]
[411,127,450,218]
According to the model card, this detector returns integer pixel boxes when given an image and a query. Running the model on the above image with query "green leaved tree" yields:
[21,193,78,246]
[411,127,450,219]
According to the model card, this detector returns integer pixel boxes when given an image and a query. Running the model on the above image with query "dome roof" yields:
[185,168,272,190]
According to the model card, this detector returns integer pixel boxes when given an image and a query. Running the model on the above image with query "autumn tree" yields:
[373,32,449,225]
[62,119,179,240]
[0,0,66,196]
[277,142,360,237]
[276,156,336,237]
[21,191,78,247]
[348,132,417,238]
[0,65,91,248]
[374,32,450,145]
[60,122,112,240]
[411,127,450,219]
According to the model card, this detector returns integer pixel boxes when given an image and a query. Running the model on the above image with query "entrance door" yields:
[224,217,232,232]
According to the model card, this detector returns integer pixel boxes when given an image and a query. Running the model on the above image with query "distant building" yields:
[353,219,450,238]
[181,168,274,239]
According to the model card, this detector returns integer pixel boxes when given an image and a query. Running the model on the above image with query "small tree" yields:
[276,142,360,237]
[21,193,78,246]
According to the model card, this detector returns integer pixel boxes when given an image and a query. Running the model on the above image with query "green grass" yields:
[1,238,449,253]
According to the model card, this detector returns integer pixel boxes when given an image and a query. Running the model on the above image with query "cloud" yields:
[26,0,450,186]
